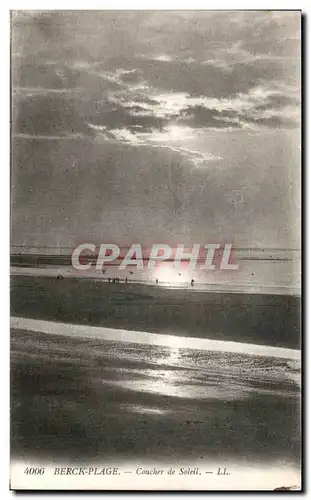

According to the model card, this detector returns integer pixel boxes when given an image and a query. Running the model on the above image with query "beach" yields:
[11,328,300,465]
[11,275,301,349]
[10,274,300,467]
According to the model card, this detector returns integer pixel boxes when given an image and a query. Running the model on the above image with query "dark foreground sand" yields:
[10,275,301,465]
[11,275,301,349]
[11,328,300,465]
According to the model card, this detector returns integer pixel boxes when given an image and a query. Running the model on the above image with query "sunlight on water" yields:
[120,404,168,416]
[108,378,248,400]
[103,342,300,401]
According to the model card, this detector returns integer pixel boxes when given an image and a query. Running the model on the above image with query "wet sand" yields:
[11,329,300,464]
[10,275,301,465]
[11,275,301,349]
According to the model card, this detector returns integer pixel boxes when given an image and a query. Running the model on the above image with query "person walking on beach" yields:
[191,279,195,287]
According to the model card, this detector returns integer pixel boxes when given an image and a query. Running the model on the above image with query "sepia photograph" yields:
[10,9,301,490]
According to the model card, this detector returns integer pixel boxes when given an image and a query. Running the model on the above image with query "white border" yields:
[2,3,306,498]
[3,2,306,10]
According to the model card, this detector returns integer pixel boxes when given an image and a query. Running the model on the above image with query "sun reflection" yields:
[151,346,183,389]
[165,347,181,365]
[107,344,250,400]
[120,404,168,416]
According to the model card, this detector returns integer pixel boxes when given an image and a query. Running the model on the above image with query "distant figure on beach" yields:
[108,277,111,283]
[156,279,158,285]
[191,279,195,287]
[125,277,128,284]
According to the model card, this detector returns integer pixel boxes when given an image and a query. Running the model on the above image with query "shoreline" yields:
[10,266,301,297]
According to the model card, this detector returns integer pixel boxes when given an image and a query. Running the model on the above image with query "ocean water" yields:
[10,254,301,296]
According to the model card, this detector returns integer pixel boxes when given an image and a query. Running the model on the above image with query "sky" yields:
[11,11,301,250]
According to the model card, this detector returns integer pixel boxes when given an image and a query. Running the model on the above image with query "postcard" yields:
[10,10,301,491]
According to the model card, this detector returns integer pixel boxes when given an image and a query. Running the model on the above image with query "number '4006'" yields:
[24,467,45,475]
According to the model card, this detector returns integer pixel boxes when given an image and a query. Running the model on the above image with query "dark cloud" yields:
[11,10,301,249]
[12,10,300,126]
[89,103,168,132]
[255,94,300,111]
[13,92,170,138]
[245,114,299,129]
[179,105,240,129]
[119,70,143,84]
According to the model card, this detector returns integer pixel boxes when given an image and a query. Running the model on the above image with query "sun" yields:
[153,263,191,286]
